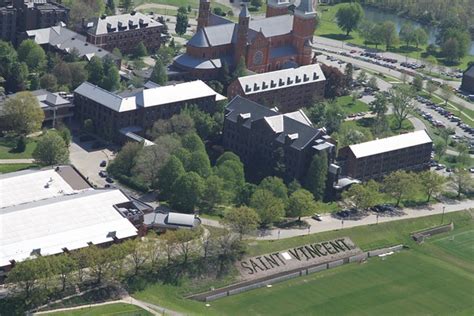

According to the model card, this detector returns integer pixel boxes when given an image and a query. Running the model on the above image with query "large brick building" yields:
[74,80,225,142]
[0,0,69,43]
[81,12,165,54]
[223,95,336,181]
[173,0,317,79]
[461,64,474,94]
[227,63,325,112]
[338,130,433,181]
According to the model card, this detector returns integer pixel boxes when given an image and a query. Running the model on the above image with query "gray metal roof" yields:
[85,12,162,36]
[187,28,209,48]
[226,96,329,150]
[26,24,113,60]
[74,82,137,112]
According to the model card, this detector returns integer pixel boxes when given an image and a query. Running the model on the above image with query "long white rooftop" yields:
[237,64,325,95]
[0,189,138,267]
[349,130,432,158]
[74,80,226,112]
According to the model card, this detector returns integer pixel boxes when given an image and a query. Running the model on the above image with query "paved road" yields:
[256,199,474,240]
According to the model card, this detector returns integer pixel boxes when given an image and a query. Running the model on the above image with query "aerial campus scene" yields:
[0,0,473,315]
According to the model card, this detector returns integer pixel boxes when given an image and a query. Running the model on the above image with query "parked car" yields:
[99,170,107,178]
[100,160,107,167]
[105,177,114,183]
[312,213,322,221]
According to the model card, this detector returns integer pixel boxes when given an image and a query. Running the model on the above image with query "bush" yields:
[15,135,27,152]
[115,174,149,192]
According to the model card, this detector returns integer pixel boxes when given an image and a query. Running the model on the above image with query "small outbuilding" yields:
[144,211,201,232]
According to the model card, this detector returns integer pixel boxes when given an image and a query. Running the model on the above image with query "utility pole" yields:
[441,206,446,225]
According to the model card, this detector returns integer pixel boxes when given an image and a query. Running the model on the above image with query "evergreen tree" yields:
[150,58,168,85]
[135,41,148,58]
[305,152,328,200]
[175,12,188,35]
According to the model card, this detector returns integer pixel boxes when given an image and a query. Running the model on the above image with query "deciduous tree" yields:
[250,189,285,227]
[170,172,205,212]
[221,206,260,239]
[3,91,44,135]
[342,180,382,210]
[389,84,416,129]
[419,170,446,202]
[335,3,364,36]
[157,155,185,199]
[382,171,419,206]
[286,189,316,221]
[450,169,474,197]
[33,130,69,166]
[17,39,46,72]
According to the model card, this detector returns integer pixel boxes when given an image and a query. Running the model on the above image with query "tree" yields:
[40,74,57,91]
[367,76,378,90]
[2,91,44,135]
[174,228,200,265]
[305,152,328,200]
[399,22,415,47]
[382,171,419,206]
[135,41,148,58]
[53,62,72,87]
[201,175,226,211]
[175,12,188,36]
[216,151,241,166]
[232,57,247,79]
[381,21,398,50]
[286,189,315,221]
[8,62,29,92]
[424,55,438,75]
[412,75,424,92]
[17,39,46,72]
[149,112,194,138]
[187,150,211,178]
[324,102,344,134]
[156,46,175,65]
[150,58,168,85]
[170,172,205,212]
[335,3,364,36]
[440,84,453,105]
[120,0,134,12]
[250,189,285,227]
[221,206,260,240]
[425,80,437,97]
[434,139,447,157]
[50,255,77,291]
[450,169,474,197]
[157,155,185,199]
[413,28,428,48]
[100,63,120,91]
[86,56,104,85]
[344,63,354,85]
[251,0,263,8]
[389,84,416,129]
[108,142,142,177]
[122,239,148,276]
[134,136,180,188]
[33,130,69,166]
[57,125,72,146]
[68,63,89,90]
[6,258,44,298]
[83,118,94,135]
[356,70,368,83]
[419,170,446,202]
[258,176,288,203]
[185,107,222,141]
[215,159,246,202]
[16,135,27,152]
[333,124,373,148]
[182,132,205,152]
[342,180,382,210]
[320,64,346,98]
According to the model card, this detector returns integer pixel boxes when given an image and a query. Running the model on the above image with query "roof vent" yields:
[238,113,251,121]
[71,37,75,40]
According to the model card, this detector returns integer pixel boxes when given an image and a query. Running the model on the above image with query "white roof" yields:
[0,169,78,209]
[349,130,432,158]
[75,80,226,113]
[237,64,325,95]
[136,80,226,107]
[0,189,138,267]
[167,212,197,227]
[283,110,313,126]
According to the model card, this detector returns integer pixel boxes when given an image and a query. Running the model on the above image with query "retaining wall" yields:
[195,244,404,302]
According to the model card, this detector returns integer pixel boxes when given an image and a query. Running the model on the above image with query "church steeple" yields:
[235,3,250,65]
[266,0,290,17]
[294,0,317,19]
[197,0,211,29]
[292,0,317,65]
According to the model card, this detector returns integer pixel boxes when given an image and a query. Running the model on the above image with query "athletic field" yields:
[207,228,474,315]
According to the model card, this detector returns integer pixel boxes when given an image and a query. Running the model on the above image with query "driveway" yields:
[69,138,115,188]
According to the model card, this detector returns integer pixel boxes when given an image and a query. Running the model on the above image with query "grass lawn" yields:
[133,0,232,14]
[0,137,38,159]
[46,303,152,316]
[0,163,38,174]
[336,95,369,114]
[132,210,473,315]
[316,4,474,69]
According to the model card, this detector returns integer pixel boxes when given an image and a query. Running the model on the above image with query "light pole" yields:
[341,219,344,229]
[441,206,446,224]
[376,214,379,225]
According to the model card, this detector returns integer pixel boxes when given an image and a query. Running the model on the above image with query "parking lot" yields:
[69,137,116,188]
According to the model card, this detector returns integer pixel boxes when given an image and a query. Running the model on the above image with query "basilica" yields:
[172,0,318,79]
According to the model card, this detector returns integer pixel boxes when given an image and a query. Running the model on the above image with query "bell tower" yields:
[292,0,317,66]
[235,3,250,65]
[197,0,211,30]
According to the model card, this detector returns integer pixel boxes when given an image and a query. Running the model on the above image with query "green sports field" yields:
[132,211,474,315]
[46,303,152,316]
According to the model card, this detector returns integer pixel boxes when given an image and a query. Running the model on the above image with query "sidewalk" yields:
[256,199,473,240]
[0,158,34,164]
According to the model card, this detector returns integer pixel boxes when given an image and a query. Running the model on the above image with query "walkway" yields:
[256,199,474,240]
[0,158,34,164]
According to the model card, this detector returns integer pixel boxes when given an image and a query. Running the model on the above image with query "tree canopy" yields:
[2,91,44,135]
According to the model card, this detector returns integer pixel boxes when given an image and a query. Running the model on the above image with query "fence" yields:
[190,244,404,302]
[412,222,454,243]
